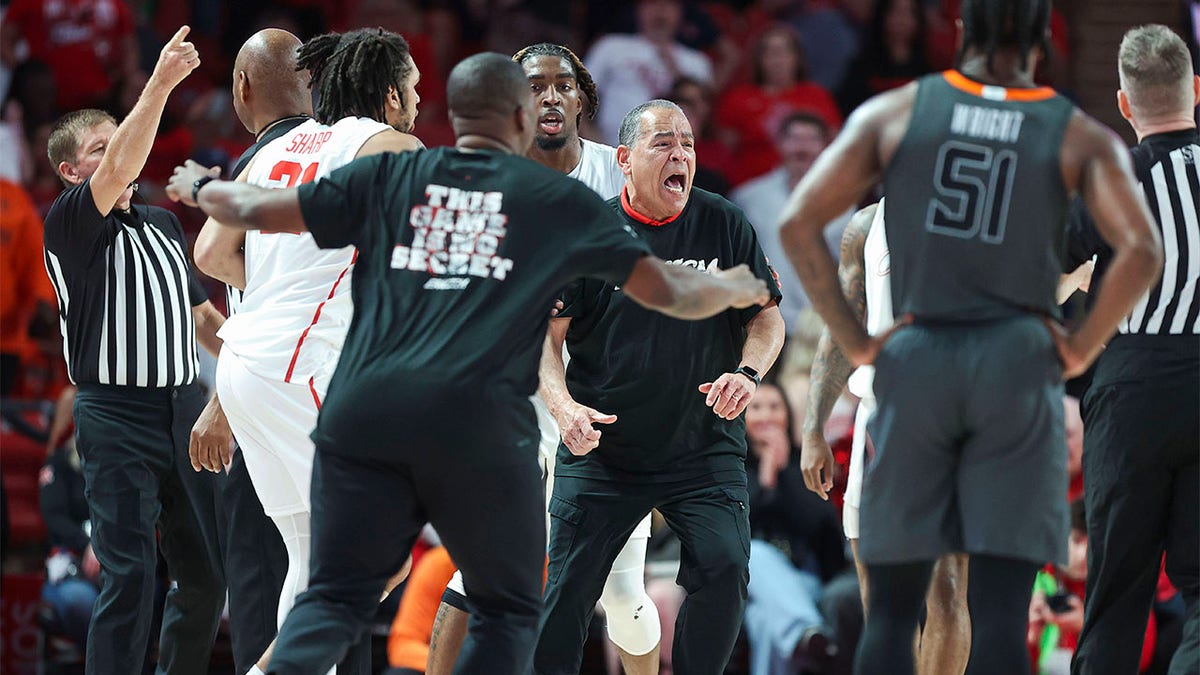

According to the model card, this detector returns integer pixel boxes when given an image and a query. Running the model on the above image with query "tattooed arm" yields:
[800,203,877,499]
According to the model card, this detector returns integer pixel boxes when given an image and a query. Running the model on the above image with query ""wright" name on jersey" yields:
[950,103,1025,144]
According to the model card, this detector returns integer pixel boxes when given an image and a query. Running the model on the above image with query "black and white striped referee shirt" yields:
[1069,127,1200,336]
[43,180,207,387]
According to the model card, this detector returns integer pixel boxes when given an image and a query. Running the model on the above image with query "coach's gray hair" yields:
[1118,24,1194,119]
[617,99,685,148]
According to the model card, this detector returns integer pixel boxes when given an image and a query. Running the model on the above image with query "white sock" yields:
[247,667,266,675]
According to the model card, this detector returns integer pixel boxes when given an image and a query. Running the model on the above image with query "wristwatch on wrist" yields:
[192,175,216,203]
[734,365,761,386]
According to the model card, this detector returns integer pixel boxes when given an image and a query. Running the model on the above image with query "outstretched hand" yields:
[698,371,758,420]
[556,403,617,457]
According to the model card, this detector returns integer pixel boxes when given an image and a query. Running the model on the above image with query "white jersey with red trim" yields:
[217,116,391,391]
[847,199,893,402]
[566,138,626,200]
[843,200,893,532]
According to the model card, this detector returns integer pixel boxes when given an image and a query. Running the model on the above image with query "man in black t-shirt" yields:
[534,99,786,675]
[168,53,769,675]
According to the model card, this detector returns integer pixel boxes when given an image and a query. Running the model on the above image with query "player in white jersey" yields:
[841,201,889,543]
[427,43,661,675]
[222,114,395,509]
[181,28,423,675]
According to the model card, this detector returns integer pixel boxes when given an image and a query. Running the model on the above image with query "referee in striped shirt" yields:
[41,27,228,675]
[1067,25,1198,675]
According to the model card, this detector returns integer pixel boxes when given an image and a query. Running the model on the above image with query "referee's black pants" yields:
[1073,344,1199,675]
[73,383,226,675]
[535,470,751,675]
[267,437,546,675]
[220,446,288,673]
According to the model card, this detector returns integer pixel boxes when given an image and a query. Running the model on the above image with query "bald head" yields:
[447,52,535,153]
[232,29,313,135]
[447,52,530,121]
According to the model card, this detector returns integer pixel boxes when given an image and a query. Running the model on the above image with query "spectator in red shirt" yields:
[715,23,842,186]
[1,0,138,112]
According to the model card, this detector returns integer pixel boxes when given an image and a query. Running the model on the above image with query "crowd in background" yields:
[1,1,1196,674]
[0,0,1082,400]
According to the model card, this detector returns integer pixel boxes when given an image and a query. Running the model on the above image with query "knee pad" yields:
[599,549,660,655]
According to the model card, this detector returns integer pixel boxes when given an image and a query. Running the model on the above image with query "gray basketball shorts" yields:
[857,315,1069,566]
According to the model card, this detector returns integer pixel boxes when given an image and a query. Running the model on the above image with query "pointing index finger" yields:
[169,25,191,47]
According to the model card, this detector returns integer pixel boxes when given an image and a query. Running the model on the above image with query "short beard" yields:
[535,135,568,151]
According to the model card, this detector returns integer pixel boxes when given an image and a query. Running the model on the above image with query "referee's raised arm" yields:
[80,26,200,216]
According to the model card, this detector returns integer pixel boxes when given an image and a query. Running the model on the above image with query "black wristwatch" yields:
[192,175,216,203]
[734,365,761,386]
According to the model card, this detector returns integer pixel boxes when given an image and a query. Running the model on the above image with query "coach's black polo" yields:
[556,186,781,482]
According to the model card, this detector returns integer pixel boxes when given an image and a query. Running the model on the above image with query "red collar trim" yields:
[620,186,682,227]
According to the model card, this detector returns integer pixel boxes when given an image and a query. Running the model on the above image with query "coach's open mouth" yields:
[664,174,686,193]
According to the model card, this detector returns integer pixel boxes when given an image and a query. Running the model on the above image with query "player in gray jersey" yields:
[777,0,1163,673]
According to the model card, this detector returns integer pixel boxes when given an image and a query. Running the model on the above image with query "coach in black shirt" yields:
[41,27,227,675]
[169,53,768,675]
[535,99,786,675]
[1067,25,1199,675]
